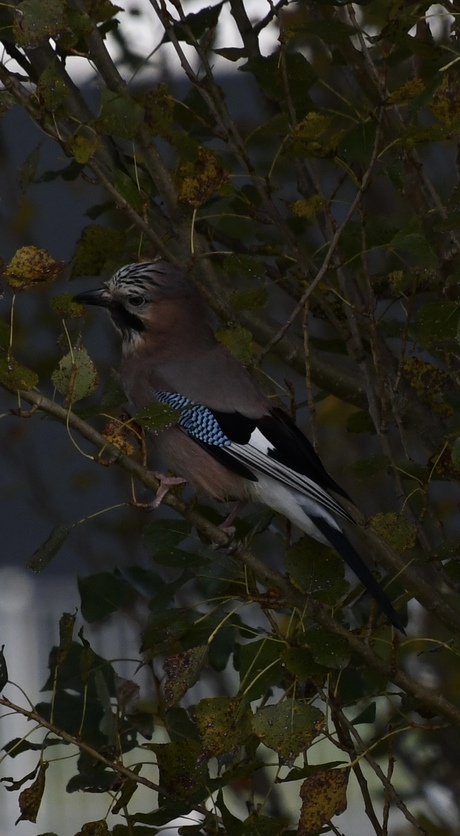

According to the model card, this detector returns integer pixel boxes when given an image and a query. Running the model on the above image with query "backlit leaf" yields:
[194,696,251,757]
[0,356,39,391]
[252,700,324,760]
[51,346,99,404]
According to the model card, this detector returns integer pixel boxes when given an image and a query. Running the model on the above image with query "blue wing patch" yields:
[156,390,232,447]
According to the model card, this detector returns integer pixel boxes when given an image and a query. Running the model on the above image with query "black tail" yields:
[312,517,405,633]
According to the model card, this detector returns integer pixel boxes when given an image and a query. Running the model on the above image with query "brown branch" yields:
[327,693,429,835]
[0,695,210,820]
[3,385,460,729]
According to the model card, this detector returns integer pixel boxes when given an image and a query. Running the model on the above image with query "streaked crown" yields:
[73,260,199,341]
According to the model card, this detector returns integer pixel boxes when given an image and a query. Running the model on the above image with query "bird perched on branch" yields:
[74,260,404,631]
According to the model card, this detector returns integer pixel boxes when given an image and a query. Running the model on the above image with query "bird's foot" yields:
[131,472,186,510]
[212,501,246,551]
[150,472,186,508]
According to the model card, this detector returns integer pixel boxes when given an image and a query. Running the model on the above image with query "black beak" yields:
[73,287,111,307]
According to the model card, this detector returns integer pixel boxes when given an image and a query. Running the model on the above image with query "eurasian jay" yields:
[74,260,403,631]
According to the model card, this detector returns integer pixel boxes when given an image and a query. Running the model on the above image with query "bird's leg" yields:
[212,500,247,550]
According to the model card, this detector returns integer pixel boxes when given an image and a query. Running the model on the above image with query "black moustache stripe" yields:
[110,303,145,335]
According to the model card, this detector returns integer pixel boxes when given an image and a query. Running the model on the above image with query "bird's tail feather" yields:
[311,516,405,633]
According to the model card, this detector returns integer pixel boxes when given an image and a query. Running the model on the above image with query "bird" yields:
[73,260,404,631]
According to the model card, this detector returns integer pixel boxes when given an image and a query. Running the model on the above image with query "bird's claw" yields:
[149,472,186,509]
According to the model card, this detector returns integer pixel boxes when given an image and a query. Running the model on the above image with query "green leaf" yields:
[0,645,8,691]
[27,523,75,572]
[134,401,181,433]
[0,319,9,351]
[85,0,122,24]
[13,0,65,47]
[65,132,99,164]
[214,47,247,61]
[0,356,39,391]
[51,346,99,404]
[252,700,324,760]
[237,638,284,701]
[232,287,269,312]
[416,300,460,349]
[96,89,144,139]
[452,438,460,468]
[143,519,202,567]
[279,762,346,783]
[347,409,374,433]
[117,566,166,599]
[302,628,350,670]
[371,512,417,553]
[18,144,41,190]
[36,65,69,112]
[285,537,347,604]
[389,220,438,269]
[142,608,197,653]
[78,572,131,622]
[71,224,126,278]
[51,293,87,319]
[222,253,267,280]
[351,702,376,725]
[166,3,224,45]
[148,739,207,801]
[350,454,389,479]
[282,647,327,682]
[299,18,356,42]
[59,612,76,652]
[215,327,254,364]
[3,737,59,758]
[242,814,289,835]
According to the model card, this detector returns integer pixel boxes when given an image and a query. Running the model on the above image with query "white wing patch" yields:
[227,428,353,523]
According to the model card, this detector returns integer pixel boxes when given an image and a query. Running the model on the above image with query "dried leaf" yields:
[16,762,48,824]
[27,523,74,572]
[163,646,208,708]
[5,246,62,289]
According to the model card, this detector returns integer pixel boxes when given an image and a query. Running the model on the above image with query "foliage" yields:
[1,1,460,834]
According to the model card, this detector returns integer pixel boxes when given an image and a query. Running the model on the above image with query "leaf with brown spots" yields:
[5,246,62,289]
[16,762,48,824]
[163,645,208,708]
[298,767,349,836]
[194,696,251,757]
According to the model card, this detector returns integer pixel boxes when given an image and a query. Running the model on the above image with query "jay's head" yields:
[73,260,211,345]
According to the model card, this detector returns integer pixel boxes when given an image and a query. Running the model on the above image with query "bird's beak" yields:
[73,287,111,308]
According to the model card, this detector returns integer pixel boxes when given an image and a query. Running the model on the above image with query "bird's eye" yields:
[128,294,146,307]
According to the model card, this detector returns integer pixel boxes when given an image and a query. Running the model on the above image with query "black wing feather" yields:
[259,408,351,501]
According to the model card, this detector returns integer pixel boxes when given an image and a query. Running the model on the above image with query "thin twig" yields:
[3,386,460,725]
[258,108,384,361]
